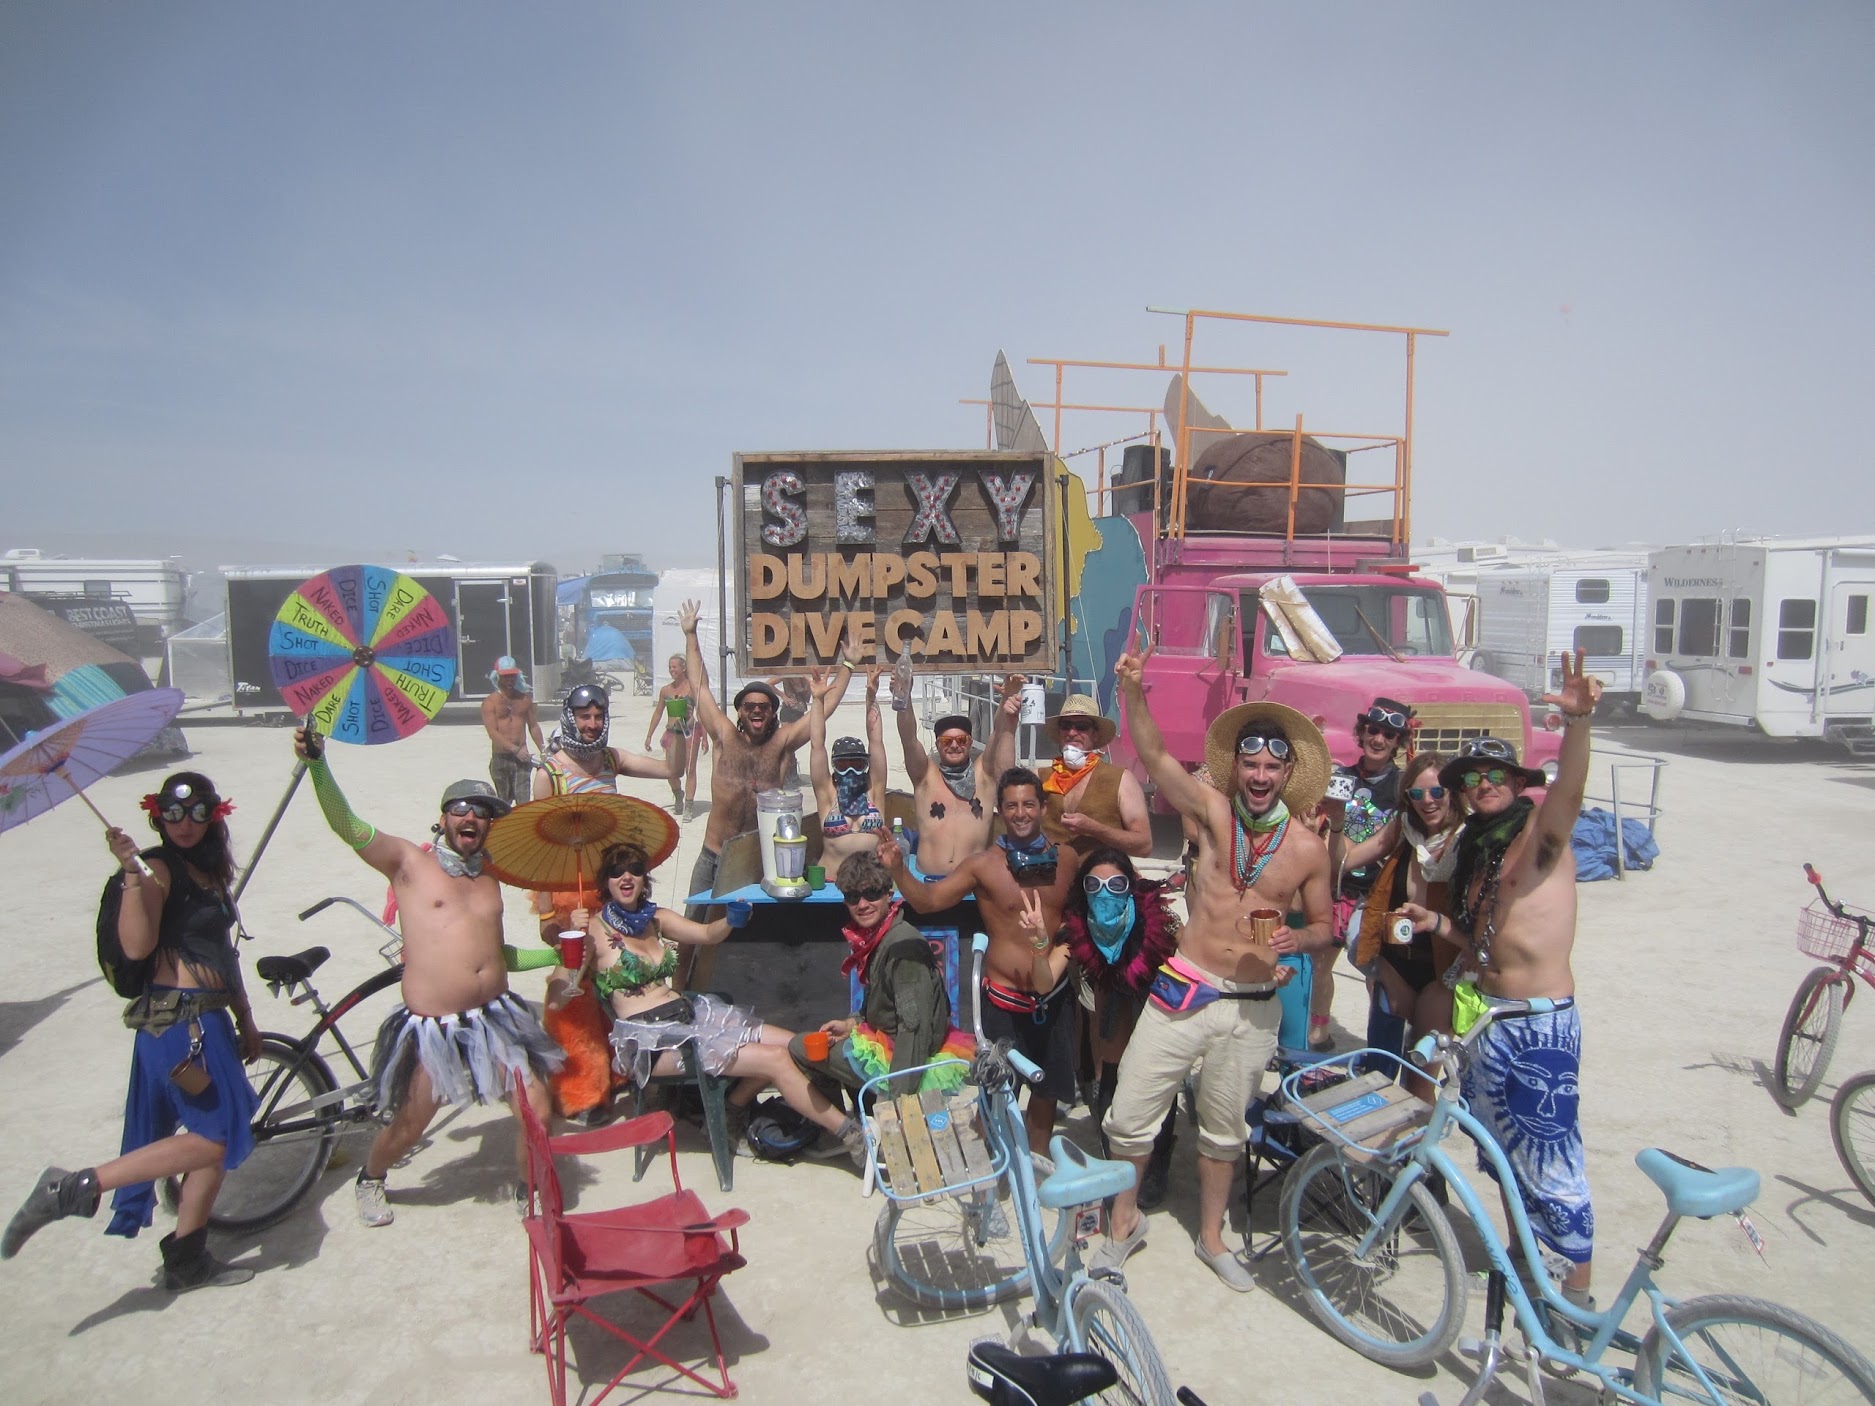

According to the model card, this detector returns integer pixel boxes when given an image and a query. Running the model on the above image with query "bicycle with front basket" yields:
[1280,1000,1875,1404]
[162,896,405,1232]
[1772,863,1873,1109]
[863,932,1177,1406]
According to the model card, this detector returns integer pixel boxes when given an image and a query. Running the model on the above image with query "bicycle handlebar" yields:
[1008,1050,1044,1085]
[1410,996,1558,1071]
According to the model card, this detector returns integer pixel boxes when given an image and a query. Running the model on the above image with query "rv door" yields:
[1826,568,1875,719]
[456,579,512,701]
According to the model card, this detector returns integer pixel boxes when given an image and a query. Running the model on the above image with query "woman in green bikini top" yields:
[568,844,863,1153]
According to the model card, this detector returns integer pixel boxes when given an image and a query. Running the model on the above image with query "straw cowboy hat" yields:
[1203,700,1332,814]
[1045,695,1117,750]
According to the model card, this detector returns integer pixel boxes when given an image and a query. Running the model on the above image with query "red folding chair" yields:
[517,1074,750,1402]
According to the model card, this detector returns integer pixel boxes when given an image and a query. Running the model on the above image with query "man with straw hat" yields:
[1038,695,1151,861]
[1094,652,1335,1292]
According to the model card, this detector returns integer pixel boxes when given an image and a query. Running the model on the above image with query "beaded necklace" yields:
[1230,796,1290,896]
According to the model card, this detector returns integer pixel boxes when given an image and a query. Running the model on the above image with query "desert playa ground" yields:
[1,694,1872,1405]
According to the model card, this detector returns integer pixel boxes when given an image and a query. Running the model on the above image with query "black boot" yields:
[1136,1112,1177,1212]
[2,1166,100,1259]
[1090,1068,1120,1157]
[157,1226,253,1292]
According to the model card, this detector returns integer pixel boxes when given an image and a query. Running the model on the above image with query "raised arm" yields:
[878,829,976,912]
[890,655,929,784]
[776,645,853,753]
[1530,648,1599,875]
[979,673,1023,787]
[294,728,411,880]
[865,670,889,808]
[806,669,838,815]
[679,599,734,747]
[1114,651,1211,822]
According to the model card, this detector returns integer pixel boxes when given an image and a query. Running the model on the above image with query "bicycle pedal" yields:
[1088,1267,1128,1288]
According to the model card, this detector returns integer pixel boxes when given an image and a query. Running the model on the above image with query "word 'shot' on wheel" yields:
[1279,1004,1875,1406]
[862,933,1178,1406]
[1772,863,1873,1109]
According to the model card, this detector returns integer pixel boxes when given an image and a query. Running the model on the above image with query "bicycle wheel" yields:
[1772,967,1845,1109]
[1067,1277,1177,1406]
[1281,1142,1466,1369]
[204,1037,340,1233]
[872,1178,1030,1311]
[1633,1293,1875,1403]
[1830,1071,1875,1208]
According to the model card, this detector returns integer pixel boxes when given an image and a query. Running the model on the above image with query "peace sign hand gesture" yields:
[1019,888,1050,951]
[1543,647,1603,719]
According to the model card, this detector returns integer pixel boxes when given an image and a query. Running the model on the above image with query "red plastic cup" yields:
[802,1030,832,1062]
[558,931,585,968]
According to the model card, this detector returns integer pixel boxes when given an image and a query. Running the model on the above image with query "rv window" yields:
[83,580,112,599]
[1573,625,1624,656]
[1676,598,1720,657]
[1574,579,1611,604]
[1777,600,1816,661]
[1203,594,1236,666]
[1850,595,1870,636]
[1653,598,1675,655]
[1727,599,1751,658]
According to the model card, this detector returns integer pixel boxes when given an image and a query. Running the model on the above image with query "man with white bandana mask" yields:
[293,729,564,1227]
[1039,695,1151,862]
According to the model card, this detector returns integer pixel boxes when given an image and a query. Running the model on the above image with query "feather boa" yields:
[1059,879,1181,995]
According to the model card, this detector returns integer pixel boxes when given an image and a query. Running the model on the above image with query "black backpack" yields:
[743,1097,819,1161]
[96,849,167,998]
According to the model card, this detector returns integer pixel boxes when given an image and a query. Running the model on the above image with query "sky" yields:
[3,2,1872,581]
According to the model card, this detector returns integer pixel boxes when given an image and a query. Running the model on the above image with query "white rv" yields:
[1641,537,1875,755]
[1473,552,1651,709]
[1,548,188,649]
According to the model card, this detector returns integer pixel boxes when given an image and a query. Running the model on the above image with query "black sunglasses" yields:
[846,886,892,903]
[1081,874,1130,896]
[159,800,215,824]
[443,799,498,819]
[605,864,648,880]
[1236,735,1292,760]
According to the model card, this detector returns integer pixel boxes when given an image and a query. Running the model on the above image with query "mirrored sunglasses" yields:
[1363,705,1409,730]
[443,799,498,818]
[1081,874,1130,896]
[159,801,215,824]
[1405,786,1446,802]
[1236,735,1292,759]
[1460,769,1510,790]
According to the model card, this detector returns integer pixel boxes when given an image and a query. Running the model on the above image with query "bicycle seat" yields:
[255,946,331,986]
[1036,1135,1136,1210]
[1635,1147,1759,1218]
[967,1341,1117,1406]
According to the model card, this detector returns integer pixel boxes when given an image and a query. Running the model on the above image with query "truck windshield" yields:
[1255,585,1454,658]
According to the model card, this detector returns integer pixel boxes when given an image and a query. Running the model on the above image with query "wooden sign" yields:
[734,451,1058,675]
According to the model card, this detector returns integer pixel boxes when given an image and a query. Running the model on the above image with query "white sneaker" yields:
[355,1172,393,1228]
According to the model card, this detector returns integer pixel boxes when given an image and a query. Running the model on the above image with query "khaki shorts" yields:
[1101,959,1282,1162]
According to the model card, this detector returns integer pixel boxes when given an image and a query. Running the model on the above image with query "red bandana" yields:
[840,899,904,981]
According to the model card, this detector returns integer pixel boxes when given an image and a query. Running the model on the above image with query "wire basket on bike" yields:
[858,1057,1006,1206]
[1797,898,1870,962]
[1280,1049,1433,1164]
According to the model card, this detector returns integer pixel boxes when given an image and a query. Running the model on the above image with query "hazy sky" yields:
[3,2,1871,576]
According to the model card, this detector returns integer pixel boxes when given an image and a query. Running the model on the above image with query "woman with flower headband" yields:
[3,773,260,1292]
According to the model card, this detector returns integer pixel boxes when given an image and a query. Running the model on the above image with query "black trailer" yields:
[221,562,559,715]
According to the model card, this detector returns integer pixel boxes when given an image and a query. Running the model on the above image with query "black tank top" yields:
[149,845,240,990]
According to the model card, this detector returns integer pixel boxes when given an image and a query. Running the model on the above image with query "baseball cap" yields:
[495,655,520,676]
[439,778,511,817]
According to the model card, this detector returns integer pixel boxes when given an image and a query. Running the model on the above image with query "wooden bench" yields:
[870,1088,996,1201]
[1294,1069,1430,1165]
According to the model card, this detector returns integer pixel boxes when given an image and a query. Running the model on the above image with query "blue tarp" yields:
[582,623,635,664]
[1573,807,1660,881]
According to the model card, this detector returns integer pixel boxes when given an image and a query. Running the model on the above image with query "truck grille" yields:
[1411,702,1525,754]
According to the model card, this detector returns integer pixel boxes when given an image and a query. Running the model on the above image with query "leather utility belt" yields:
[123,988,231,1036]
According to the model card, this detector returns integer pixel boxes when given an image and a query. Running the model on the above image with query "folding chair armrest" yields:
[549,1110,677,1158]
[699,1208,750,1233]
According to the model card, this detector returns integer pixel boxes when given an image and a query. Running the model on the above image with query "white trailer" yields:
[1641,537,1875,755]
[1474,552,1651,709]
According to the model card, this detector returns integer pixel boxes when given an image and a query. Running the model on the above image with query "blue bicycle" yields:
[1279,999,1875,1404]
[862,934,1177,1406]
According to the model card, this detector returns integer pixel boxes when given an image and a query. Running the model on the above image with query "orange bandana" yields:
[1043,755,1100,795]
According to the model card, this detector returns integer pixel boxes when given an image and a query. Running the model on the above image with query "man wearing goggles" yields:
[1312,695,1414,1051]
[1396,650,1602,1311]
[885,655,1021,876]
[1094,654,1334,1293]
[678,599,852,928]
[1039,695,1151,862]
[293,729,563,1229]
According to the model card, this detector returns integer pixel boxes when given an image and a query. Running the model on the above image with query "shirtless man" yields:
[1096,652,1334,1291]
[1399,650,1600,1309]
[887,661,1021,877]
[679,599,850,918]
[879,767,1077,1154]
[644,654,707,819]
[481,657,545,807]
[1038,695,1152,861]
[294,730,564,1227]
[534,684,673,801]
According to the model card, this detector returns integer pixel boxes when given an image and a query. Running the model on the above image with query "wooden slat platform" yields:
[869,1090,994,1199]
[1295,1069,1429,1164]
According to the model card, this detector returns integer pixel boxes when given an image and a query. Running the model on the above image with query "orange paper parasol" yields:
[482,792,678,896]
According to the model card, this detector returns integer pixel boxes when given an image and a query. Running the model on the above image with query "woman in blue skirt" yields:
[1,772,261,1291]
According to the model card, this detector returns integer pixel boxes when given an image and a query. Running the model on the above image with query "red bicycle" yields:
[1771,864,1873,1109]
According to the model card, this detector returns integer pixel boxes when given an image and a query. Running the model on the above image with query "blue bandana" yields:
[1087,891,1135,964]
